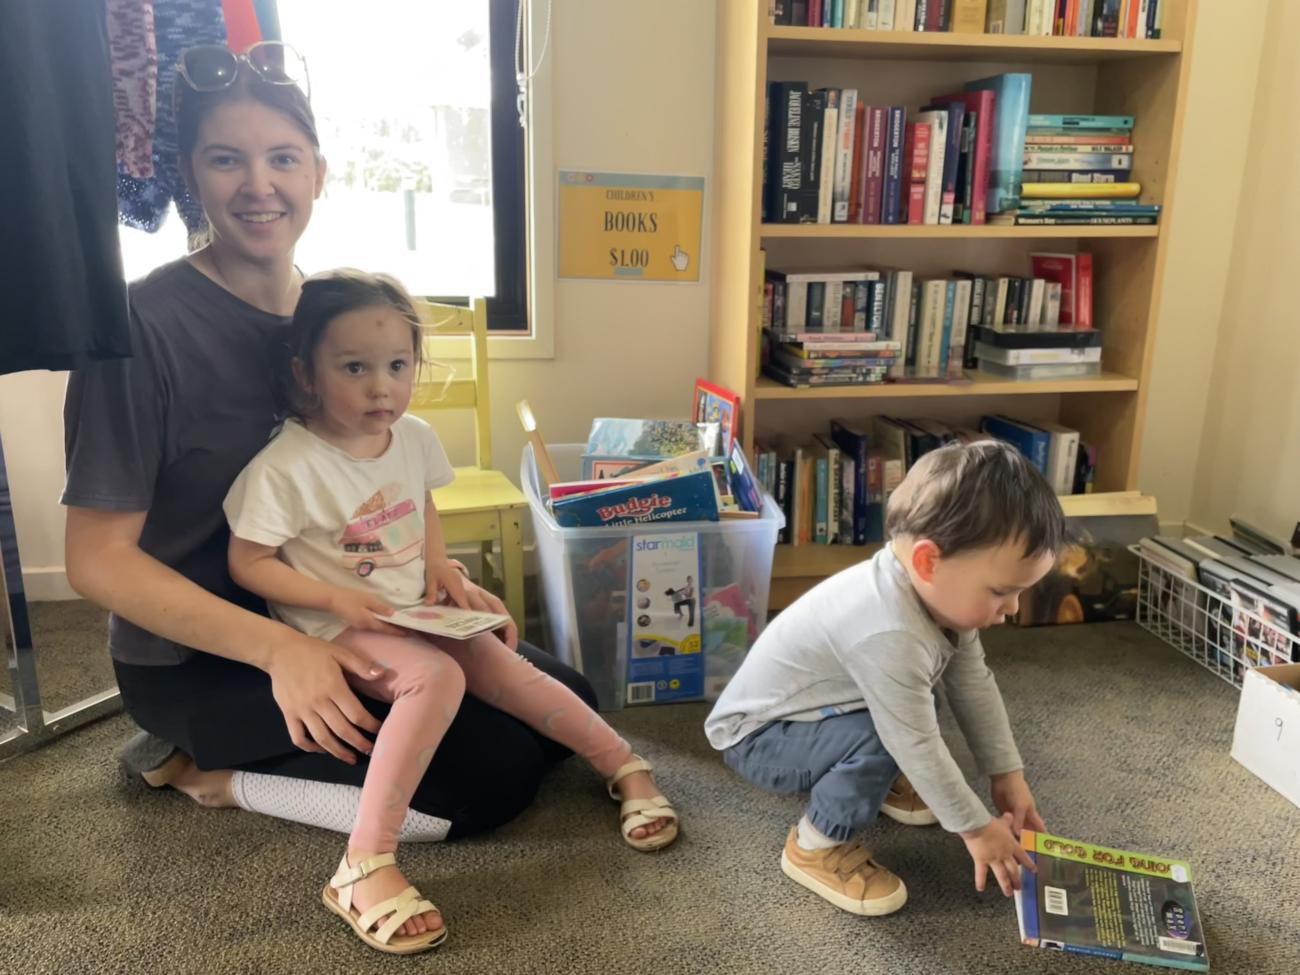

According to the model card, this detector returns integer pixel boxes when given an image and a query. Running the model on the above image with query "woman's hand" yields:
[327,587,402,635]
[266,632,386,763]
[460,575,519,651]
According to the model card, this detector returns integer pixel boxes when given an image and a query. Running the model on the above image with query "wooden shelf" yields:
[754,372,1140,400]
[760,223,1159,240]
[708,2,1198,599]
[774,543,878,579]
[766,27,1181,63]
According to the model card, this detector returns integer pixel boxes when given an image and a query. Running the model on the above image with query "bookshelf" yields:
[707,2,1197,609]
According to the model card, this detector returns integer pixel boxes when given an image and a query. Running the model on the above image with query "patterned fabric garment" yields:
[116,0,227,233]
[220,0,263,52]
[107,0,157,178]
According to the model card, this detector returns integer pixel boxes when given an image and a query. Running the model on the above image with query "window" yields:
[118,0,527,333]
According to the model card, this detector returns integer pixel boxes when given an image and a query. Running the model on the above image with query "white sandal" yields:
[606,756,680,852]
[321,853,447,954]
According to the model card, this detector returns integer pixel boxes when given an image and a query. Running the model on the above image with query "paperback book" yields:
[1015,830,1208,971]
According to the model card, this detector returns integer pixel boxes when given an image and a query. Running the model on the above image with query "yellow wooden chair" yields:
[409,298,527,634]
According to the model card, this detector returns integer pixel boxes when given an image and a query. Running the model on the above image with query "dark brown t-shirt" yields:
[62,259,291,664]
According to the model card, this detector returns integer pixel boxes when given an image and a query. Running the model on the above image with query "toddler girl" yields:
[224,269,678,955]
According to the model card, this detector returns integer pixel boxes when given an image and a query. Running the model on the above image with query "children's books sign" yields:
[558,171,704,282]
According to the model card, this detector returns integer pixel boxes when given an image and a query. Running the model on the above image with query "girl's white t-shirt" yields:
[223,415,454,641]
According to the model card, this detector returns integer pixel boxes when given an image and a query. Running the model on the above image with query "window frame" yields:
[423,0,528,335]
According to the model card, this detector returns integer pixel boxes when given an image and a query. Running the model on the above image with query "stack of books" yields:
[755,414,1094,545]
[769,1,1168,38]
[972,324,1103,381]
[762,250,1099,386]
[548,418,763,529]
[995,114,1161,225]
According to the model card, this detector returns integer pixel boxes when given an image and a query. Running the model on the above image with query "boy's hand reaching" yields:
[961,814,1036,897]
[424,558,470,609]
[990,769,1047,836]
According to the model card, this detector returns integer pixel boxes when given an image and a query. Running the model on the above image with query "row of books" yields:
[994,114,1162,225]
[762,74,1030,225]
[756,414,1096,545]
[1139,534,1300,674]
[771,0,1167,38]
[760,251,1097,388]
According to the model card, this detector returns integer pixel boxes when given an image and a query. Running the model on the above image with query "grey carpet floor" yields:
[1,621,1297,975]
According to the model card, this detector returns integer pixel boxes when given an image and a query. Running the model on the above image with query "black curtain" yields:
[0,0,132,376]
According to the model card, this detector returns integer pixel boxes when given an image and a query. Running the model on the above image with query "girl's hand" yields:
[424,558,470,610]
[266,633,386,763]
[327,587,402,635]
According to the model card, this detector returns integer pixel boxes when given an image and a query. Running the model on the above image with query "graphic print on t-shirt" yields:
[339,483,424,578]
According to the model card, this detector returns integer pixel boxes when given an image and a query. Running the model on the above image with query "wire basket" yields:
[1132,544,1300,689]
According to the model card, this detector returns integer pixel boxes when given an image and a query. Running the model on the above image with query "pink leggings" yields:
[335,628,632,853]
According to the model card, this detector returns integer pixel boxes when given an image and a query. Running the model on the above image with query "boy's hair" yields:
[885,439,1069,559]
[275,268,424,419]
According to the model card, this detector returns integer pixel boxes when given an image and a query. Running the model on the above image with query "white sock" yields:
[230,771,452,842]
[796,815,840,851]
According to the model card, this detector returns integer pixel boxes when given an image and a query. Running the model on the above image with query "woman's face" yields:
[187,98,325,266]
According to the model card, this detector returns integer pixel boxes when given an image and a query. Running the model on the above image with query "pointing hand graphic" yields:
[670,245,690,272]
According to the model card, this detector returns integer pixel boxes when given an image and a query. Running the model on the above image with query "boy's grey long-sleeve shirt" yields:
[704,544,1023,833]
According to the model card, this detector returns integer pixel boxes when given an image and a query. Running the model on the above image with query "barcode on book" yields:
[1044,886,1069,916]
[1158,937,1200,956]
[627,682,655,704]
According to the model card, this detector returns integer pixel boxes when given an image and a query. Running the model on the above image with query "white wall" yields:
[1137,0,1268,529]
[1188,0,1300,541]
[0,371,76,599]
[5,0,1285,595]
[1,0,717,598]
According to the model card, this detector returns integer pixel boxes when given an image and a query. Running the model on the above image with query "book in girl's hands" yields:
[1015,830,1208,971]
[384,605,513,640]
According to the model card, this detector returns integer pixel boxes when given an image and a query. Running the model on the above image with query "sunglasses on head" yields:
[176,41,311,100]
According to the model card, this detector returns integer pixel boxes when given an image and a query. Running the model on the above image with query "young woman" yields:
[62,45,671,920]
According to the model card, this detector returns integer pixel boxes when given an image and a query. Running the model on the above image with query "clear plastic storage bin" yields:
[522,443,784,710]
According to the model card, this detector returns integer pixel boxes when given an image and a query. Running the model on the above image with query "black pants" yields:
[113,641,598,840]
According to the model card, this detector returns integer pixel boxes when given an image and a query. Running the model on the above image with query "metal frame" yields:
[1132,544,1299,690]
[1,431,121,762]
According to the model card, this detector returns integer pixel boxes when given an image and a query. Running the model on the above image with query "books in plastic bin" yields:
[693,379,742,455]
[384,605,513,641]
[1014,830,1208,971]
[583,419,720,480]
[551,469,720,528]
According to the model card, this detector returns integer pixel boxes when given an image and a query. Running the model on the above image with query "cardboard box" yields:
[1230,663,1300,808]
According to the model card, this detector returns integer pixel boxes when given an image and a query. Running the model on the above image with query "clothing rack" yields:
[0,430,121,760]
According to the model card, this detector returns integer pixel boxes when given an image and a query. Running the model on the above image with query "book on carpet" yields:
[1014,830,1208,971]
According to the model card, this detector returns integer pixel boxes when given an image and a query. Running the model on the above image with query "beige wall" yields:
[1187,0,1300,540]
[1,0,1288,595]
[0,0,716,596]
[1138,0,1268,529]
